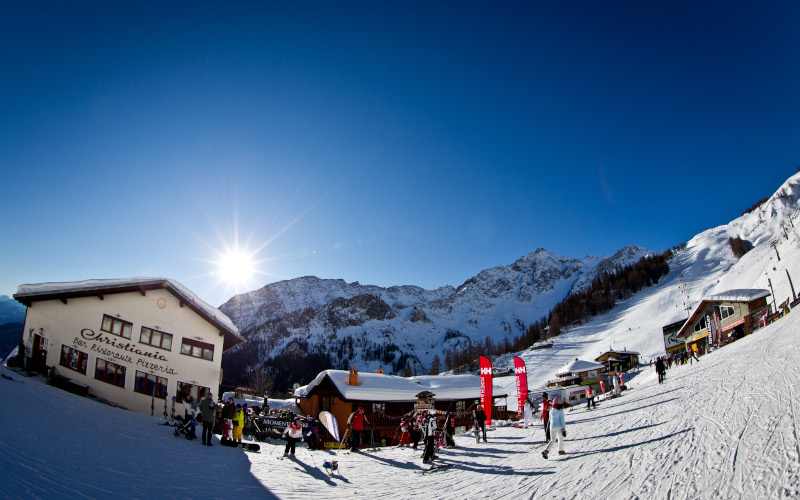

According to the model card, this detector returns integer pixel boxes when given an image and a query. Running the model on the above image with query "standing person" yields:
[443,411,456,447]
[541,392,551,443]
[585,387,596,410]
[199,390,216,447]
[232,404,245,444]
[542,397,568,459]
[347,406,370,453]
[613,373,621,397]
[422,410,438,463]
[221,397,235,443]
[397,417,412,448]
[656,357,665,384]
[304,417,318,450]
[472,405,487,443]
[523,398,535,428]
[411,416,422,450]
[282,417,304,457]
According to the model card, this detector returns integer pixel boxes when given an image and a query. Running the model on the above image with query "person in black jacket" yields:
[472,405,487,443]
[221,397,235,442]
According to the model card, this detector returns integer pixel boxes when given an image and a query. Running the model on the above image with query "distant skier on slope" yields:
[542,397,568,459]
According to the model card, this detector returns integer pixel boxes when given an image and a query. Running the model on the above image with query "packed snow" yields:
[2,308,799,499]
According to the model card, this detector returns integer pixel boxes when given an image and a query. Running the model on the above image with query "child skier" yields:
[398,418,411,447]
[542,397,568,459]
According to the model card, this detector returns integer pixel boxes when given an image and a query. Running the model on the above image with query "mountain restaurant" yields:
[13,278,245,416]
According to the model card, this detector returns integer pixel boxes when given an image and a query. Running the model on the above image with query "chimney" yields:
[348,366,359,386]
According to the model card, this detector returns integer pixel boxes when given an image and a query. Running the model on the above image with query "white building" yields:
[14,278,244,415]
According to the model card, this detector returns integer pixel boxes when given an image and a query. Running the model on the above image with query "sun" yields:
[216,248,257,287]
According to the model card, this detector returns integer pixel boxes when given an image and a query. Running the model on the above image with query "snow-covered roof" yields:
[295,370,508,402]
[705,289,770,303]
[14,278,244,350]
[556,359,605,375]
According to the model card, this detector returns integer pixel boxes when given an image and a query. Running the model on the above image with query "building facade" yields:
[676,289,771,352]
[14,278,244,416]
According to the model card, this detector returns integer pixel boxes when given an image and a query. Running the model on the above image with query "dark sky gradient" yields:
[2,1,798,305]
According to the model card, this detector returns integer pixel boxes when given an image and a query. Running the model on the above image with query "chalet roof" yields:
[556,359,605,375]
[295,370,508,402]
[677,288,770,339]
[14,277,245,351]
[595,350,640,362]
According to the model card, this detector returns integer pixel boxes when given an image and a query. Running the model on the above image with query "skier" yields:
[282,417,304,457]
[199,390,216,447]
[523,398,535,427]
[397,417,412,448]
[613,373,621,397]
[347,406,370,452]
[422,409,438,463]
[656,357,666,384]
[542,397,568,459]
[540,392,551,443]
[472,404,487,443]
[585,387,596,410]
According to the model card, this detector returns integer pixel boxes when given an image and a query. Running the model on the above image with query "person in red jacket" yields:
[347,406,370,452]
[397,418,411,447]
[541,392,551,443]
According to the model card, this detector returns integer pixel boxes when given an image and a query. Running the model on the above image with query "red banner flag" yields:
[479,355,493,426]
[599,380,605,397]
[512,356,528,419]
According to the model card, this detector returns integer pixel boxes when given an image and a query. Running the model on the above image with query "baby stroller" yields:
[173,399,198,440]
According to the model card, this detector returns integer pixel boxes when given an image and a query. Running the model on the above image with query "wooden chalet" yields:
[295,367,508,447]
[595,349,641,373]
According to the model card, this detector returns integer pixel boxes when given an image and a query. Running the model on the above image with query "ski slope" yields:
[2,308,799,499]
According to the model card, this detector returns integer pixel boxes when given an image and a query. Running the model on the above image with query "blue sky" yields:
[2,1,798,306]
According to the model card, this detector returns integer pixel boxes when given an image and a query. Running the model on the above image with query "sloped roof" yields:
[14,277,244,351]
[295,370,508,402]
[557,359,605,375]
[677,288,770,339]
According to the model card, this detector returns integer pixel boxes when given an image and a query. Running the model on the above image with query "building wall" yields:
[21,289,224,415]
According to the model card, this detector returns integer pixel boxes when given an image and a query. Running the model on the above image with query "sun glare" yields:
[217,248,257,287]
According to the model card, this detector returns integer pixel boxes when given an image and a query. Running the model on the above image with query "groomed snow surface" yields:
[2,310,799,499]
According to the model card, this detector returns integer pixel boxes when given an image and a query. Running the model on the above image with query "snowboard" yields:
[221,440,260,451]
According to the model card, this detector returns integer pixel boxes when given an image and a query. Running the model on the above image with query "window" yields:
[139,327,173,351]
[176,381,210,404]
[720,306,736,320]
[180,338,214,361]
[95,359,126,388]
[135,371,168,399]
[101,314,133,340]
[456,401,465,412]
[372,403,385,414]
[59,345,88,375]
[694,316,707,333]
